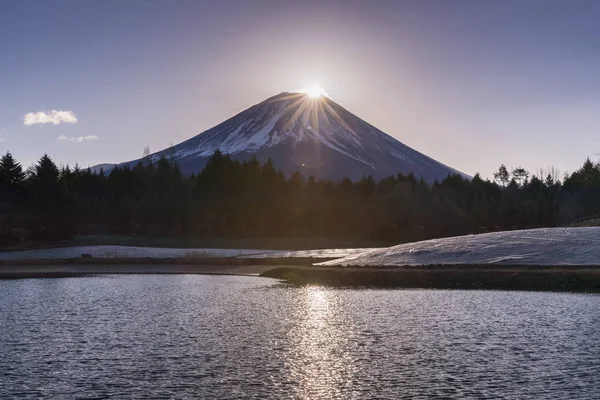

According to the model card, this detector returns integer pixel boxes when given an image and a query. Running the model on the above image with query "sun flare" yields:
[300,85,329,99]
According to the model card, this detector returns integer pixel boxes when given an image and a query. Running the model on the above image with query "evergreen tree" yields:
[2,147,600,248]
[0,151,26,186]
[34,154,60,188]
[0,151,26,203]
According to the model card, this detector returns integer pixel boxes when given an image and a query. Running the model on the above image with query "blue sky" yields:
[1,0,599,178]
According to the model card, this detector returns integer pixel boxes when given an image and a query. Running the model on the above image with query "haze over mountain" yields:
[98,92,466,182]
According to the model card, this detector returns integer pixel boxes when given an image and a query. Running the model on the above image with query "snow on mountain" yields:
[103,92,467,181]
[316,227,600,267]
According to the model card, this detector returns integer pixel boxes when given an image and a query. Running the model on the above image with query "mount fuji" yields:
[99,92,466,181]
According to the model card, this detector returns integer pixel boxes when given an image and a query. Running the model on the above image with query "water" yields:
[1,275,600,399]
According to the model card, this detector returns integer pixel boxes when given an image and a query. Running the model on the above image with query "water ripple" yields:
[1,275,599,399]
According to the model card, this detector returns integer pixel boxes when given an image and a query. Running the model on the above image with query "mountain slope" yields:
[102,92,467,181]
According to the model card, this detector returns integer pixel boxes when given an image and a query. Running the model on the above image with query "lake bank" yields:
[0,256,329,267]
[3,261,600,293]
[0,262,280,279]
[3,227,600,291]
[262,266,600,293]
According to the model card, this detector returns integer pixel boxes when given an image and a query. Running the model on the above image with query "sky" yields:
[1,0,599,178]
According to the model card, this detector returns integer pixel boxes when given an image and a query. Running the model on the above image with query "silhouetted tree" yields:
[2,148,600,248]
[511,167,529,187]
[33,154,60,191]
[494,164,510,187]
[0,151,25,186]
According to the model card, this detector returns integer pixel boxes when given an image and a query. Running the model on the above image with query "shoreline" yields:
[0,256,331,266]
[0,263,281,280]
[2,260,600,293]
[261,266,600,293]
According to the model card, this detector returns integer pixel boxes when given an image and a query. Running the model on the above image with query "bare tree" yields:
[534,166,561,186]
[493,164,510,187]
[511,166,529,186]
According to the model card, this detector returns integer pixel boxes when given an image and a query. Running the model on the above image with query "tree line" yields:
[0,150,599,247]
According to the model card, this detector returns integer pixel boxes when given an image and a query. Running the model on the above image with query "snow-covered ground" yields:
[0,246,277,260]
[4,228,597,266]
[317,227,600,267]
[0,245,375,261]
[244,248,376,259]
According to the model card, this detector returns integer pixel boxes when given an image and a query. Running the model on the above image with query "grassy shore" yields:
[2,259,600,293]
[0,256,331,266]
[260,266,600,293]
[0,263,281,279]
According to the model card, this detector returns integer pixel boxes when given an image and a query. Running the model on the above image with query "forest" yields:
[0,150,599,248]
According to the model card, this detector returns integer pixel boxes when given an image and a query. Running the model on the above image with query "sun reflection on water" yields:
[285,286,359,399]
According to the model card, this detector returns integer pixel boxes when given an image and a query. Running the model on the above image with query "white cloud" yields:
[23,110,78,126]
[57,135,99,143]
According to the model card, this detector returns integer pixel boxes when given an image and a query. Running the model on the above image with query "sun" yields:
[300,85,329,99]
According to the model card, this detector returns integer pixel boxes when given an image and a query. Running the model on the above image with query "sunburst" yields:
[300,85,329,99]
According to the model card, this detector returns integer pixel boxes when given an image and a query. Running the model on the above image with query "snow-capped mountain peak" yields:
[101,91,467,181]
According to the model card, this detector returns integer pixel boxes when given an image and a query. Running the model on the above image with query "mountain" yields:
[98,92,467,181]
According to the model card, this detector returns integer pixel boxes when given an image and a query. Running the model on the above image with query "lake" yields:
[1,275,599,399]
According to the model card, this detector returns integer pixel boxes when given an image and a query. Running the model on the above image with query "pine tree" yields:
[34,154,60,188]
[0,151,26,186]
[261,158,277,182]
